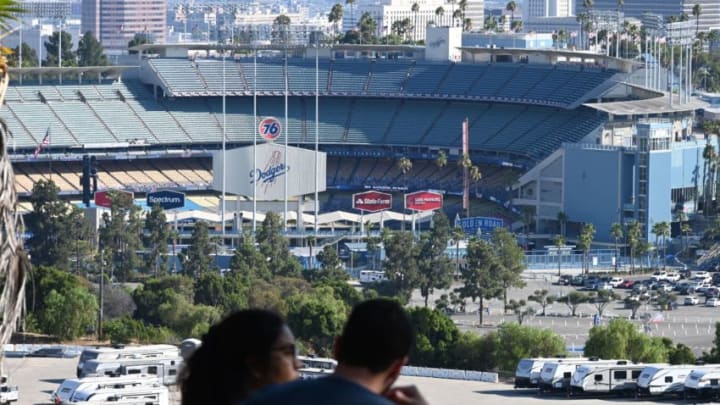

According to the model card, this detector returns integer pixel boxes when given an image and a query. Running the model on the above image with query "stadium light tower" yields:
[314,31,320,235]
[222,45,227,243]
[252,39,258,234]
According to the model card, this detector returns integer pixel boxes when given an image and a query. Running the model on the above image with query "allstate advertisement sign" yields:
[212,143,327,201]
[353,191,392,212]
[147,190,185,210]
[405,191,443,212]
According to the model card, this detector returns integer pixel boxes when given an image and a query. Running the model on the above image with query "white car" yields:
[706,298,720,307]
[684,296,699,305]
[693,271,712,281]
[657,283,674,292]
[609,277,624,288]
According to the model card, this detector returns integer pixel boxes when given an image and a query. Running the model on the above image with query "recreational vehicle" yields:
[298,356,337,380]
[515,357,588,388]
[51,375,159,405]
[62,384,168,404]
[570,363,667,395]
[684,367,720,398]
[538,359,630,393]
[76,345,179,378]
[636,364,720,396]
[81,357,183,385]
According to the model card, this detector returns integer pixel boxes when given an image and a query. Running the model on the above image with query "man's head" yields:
[334,298,414,386]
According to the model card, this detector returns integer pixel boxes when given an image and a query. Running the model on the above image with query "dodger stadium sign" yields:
[212,143,327,201]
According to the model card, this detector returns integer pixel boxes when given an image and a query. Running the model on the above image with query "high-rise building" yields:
[81,0,166,54]
[464,0,485,32]
[344,0,459,41]
[525,0,574,18]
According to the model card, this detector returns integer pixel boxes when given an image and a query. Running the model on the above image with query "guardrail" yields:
[401,366,498,383]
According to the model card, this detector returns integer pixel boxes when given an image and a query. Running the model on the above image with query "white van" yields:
[684,367,720,398]
[52,375,159,405]
[636,364,720,396]
[515,357,588,388]
[359,270,386,283]
[570,363,667,395]
[298,356,337,380]
[81,357,183,385]
[76,345,179,378]
[63,384,168,404]
[539,359,631,393]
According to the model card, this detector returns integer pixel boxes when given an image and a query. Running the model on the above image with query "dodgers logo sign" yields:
[147,190,185,210]
[249,150,289,193]
[258,117,282,142]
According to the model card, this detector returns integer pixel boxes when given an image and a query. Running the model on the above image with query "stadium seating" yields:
[196,59,246,93]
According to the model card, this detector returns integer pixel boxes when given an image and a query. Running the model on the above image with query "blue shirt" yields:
[243,375,395,405]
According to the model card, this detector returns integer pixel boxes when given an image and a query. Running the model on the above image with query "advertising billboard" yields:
[147,190,186,210]
[212,143,327,201]
[352,191,392,212]
[405,191,443,212]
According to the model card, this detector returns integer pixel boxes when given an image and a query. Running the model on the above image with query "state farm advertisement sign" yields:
[405,191,443,212]
[353,191,392,212]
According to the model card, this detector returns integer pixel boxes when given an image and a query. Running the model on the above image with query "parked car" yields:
[571,275,586,286]
[596,282,613,291]
[618,279,636,289]
[557,275,573,286]
[633,283,649,293]
[696,282,714,294]
[685,296,700,305]
[26,347,77,358]
[608,277,624,288]
[656,282,674,292]
[694,271,711,280]
[706,297,720,307]
[706,287,720,298]
[584,277,599,290]
[651,271,680,282]
[677,282,696,295]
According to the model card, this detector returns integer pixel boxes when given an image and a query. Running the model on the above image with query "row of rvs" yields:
[516,357,720,398]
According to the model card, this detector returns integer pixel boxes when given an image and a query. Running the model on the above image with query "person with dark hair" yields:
[245,299,427,405]
[181,309,301,405]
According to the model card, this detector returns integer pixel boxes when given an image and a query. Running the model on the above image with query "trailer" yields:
[570,363,667,395]
[515,357,588,388]
[684,367,720,399]
[636,364,720,397]
[538,359,630,393]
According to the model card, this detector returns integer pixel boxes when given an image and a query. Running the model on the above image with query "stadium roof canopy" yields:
[129,43,424,58]
[459,47,637,73]
[8,66,136,81]
[584,94,708,115]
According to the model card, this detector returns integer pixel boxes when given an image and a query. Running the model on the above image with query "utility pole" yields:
[98,251,104,341]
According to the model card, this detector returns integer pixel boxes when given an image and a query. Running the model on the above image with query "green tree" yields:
[0,0,22,32]
[44,30,76,67]
[286,286,347,355]
[411,3,420,42]
[77,31,107,66]
[588,289,620,318]
[654,290,678,311]
[345,0,356,31]
[610,222,623,272]
[578,223,595,275]
[505,1,517,22]
[133,275,195,325]
[554,234,565,276]
[257,213,301,277]
[492,228,526,311]
[494,323,565,373]
[144,204,170,277]
[627,220,642,272]
[98,191,143,282]
[505,299,534,324]
[313,245,348,283]
[624,295,646,320]
[7,43,37,67]
[417,212,454,307]
[556,211,568,237]
[456,238,503,325]
[451,226,464,274]
[701,322,720,362]
[435,150,447,168]
[382,230,420,302]
[559,290,589,317]
[585,319,669,363]
[25,180,93,271]
[408,307,460,367]
[652,221,671,269]
[230,234,272,281]
[358,11,378,43]
[272,14,292,44]
[528,289,555,316]
[668,342,696,365]
[39,287,98,340]
[128,33,152,54]
[693,3,702,35]
[183,221,213,277]
[328,4,344,42]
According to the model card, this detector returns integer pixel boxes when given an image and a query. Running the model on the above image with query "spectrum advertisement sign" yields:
[405,191,443,212]
[147,190,185,210]
[353,191,392,212]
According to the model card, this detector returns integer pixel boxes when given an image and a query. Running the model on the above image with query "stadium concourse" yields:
[3,45,623,231]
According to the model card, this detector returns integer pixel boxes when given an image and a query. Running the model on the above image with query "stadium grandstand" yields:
[7,31,681,241]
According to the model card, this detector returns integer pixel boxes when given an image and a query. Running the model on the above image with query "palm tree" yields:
[578,223,595,275]
[610,223,623,272]
[397,157,412,230]
[505,1,517,23]
[693,3,702,35]
[555,234,565,276]
[328,3,344,43]
[446,0,456,27]
[411,2,419,43]
[652,221,671,269]
[583,0,594,48]
[435,6,445,26]
[345,0,356,33]
[511,20,523,33]
[435,150,447,168]
[451,226,464,275]
[468,165,482,217]
[702,143,716,215]
[681,222,692,257]
[463,18,472,32]
[484,15,497,32]
[307,235,316,270]
[557,211,567,237]
[458,0,468,30]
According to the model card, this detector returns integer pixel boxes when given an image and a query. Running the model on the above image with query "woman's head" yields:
[181,309,301,405]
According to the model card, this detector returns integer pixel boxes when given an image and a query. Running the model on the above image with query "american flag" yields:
[33,127,50,158]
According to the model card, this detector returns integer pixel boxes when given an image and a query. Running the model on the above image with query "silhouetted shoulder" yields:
[243,375,395,405]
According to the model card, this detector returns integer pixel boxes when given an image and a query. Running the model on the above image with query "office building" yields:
[82,0,166,53]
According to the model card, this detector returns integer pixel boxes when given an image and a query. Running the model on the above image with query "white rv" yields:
[52,375,159,405]
[684,367,720,398]
[570,363,667,395]
[81,357,183,385]
[636,364,720,396]
[62,384,168,404]
[538,359,630,393]
[76,345,179,378]
[515,357,588,388]
[298,356,337,380]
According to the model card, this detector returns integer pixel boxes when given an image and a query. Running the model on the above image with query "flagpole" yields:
[283,42,288,232]
[252,41,257,234]
[314,31,319,235]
